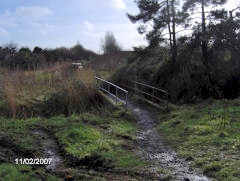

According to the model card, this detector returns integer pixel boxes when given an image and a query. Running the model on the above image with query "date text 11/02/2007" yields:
[15,158,52,165]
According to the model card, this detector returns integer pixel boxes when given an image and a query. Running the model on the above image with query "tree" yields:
[127,0,186,64]
[181,0,227,98]
[182,0,227,66]
[33,46,42,54]
[207,9,240,98]
[19,47,31,57]
[3,41,18,57]
[100,31,121,54]
[210,8,240,52]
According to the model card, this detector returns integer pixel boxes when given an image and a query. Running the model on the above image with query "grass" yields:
[157,98,240,181]
[0,63,111,118]
[0,163,61,181]
[0,109,147,180]
[50,111,145,171]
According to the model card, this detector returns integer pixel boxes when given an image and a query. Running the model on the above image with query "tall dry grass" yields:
[0,63,101,118]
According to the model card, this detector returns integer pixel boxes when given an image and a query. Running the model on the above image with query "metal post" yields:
[96,78,98,89]
[95,76,128,107]
[166,93,169,111]
[134,81,137,94]
[125,93,128,112]
[116,88,118,103]
[152,88,154,102]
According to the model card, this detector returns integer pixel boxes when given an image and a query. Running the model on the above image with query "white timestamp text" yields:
[15,158,52,165]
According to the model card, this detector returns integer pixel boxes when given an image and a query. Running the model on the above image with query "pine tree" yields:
[127,0,185,64]
[182,0,227,65]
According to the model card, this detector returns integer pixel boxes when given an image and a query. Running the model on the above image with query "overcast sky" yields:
[0,0,239,52]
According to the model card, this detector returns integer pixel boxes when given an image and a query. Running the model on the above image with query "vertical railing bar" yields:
[134,81,137,94]
[131,80,169,110]
[116,88,118,103]
[96,79,98,89]
[95,77,128,110]
[125,92,128,111]
[166,93,168,111]
[152,87,154,102]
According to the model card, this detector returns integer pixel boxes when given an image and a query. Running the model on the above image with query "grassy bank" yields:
[157,99,240,181]
[0,108,147,180]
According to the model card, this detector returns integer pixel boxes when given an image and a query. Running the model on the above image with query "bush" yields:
[113,44,240,103]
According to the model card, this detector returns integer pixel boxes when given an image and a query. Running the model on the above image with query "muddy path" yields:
[32,129,64,172]
[128,102,210,181]
[31,128,147,180]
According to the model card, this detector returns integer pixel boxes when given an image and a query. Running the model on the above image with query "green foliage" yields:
[120,0,240,102]
[57,125,103,158]
[0,164,40,181]
[0,109,146,175]
[0,117,40,151]
[0,164,61,181]
[157,98,240,180]
[0,42,96,70]
[110,120,136,138]
[52,113,144,171]
[127,0,184,63]
[115,38,240,101]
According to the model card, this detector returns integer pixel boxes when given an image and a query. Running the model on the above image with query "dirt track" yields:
[128,102,210,181]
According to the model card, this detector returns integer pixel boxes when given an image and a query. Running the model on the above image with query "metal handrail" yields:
[131,80,169,110]
[95,77,128,109]
[96,77,128,93]
[133,81,169,95]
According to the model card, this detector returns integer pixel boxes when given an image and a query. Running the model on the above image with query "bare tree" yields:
[100,31,122,54]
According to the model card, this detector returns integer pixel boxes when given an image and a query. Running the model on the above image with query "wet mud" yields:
[128,102,210,181]
[32,129,64,171]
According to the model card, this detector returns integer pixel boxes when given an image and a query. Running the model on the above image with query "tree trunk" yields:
[167,0,173,50]
[171,0,177,64]
[201,0,208,66]
[201,0,210,97]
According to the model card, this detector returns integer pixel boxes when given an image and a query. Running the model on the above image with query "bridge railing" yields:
[130,80,169,110]
[95,77,128,108]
